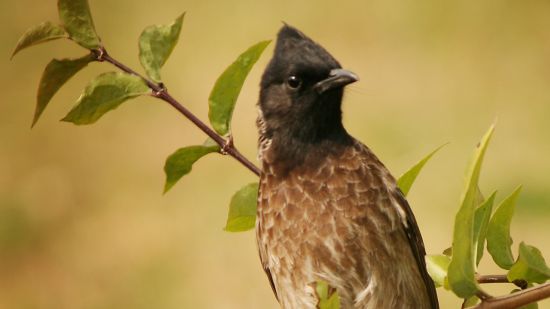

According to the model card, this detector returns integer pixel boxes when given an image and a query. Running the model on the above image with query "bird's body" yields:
[256,25,438,309]
[257,138,431,308]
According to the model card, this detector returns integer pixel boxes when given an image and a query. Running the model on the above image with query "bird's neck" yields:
[259,120,352,176]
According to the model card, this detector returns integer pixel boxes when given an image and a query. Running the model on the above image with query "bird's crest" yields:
[278,23,308,40]
[261,24,341,89]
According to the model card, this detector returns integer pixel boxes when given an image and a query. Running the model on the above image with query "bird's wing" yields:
[262,261,278,301]
[256,177,279,301]
[393,190,440,309]
[264,267,279,300]
[257,231,279,300]
[354,140,439,308]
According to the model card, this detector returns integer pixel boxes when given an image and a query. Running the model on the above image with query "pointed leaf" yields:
[138,13,185,83]
[474,186,485,209]
[397,143,446,196]
[426,254,451,288]
[62,72,149,125]
[487,186,522,270]
[11,22,68,58]
[316,281,341,309]
[203,137,218,147]
[58,0,100,49]
[447,124,495,298]
[463,296,480,307]
[224,183,259,232]
[316,281,330,300]
[33,54,94,127]
[473,191,497,265]
[508,242,550,284]
[163,144,220,193]
[208,40,271,135]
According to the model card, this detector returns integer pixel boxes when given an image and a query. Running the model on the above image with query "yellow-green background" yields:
[2,0,550,308]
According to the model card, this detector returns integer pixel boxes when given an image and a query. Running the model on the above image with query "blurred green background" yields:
[2,0,550,308]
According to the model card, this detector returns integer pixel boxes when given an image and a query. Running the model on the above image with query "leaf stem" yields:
[92,47,261,176]
[471,282,550,309]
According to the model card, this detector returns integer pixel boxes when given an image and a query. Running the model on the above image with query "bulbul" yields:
[256,25,439,309]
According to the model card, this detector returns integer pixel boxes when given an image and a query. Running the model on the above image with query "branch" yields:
[477,275,509,284]
[476,274,528,289]
[471,282,550,309]
[91,47,261,177]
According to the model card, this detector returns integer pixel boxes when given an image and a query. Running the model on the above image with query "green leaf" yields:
[58,0,100,49]
[447,124,495,298]
[397,143,446,196]
[163,145,220,193]
[138,13,185,83]
[463,296,480,307]
[487,186,522,270]
[208,40,271,135]
[316,281,341,309]
[508,242,550,284]
[33,54,94,127]
[62,72,149,125]
[11,22,68,58]
[224,183,259,232]
[473,191,497,265]
[426,254,451,288]
[203,137,218,147]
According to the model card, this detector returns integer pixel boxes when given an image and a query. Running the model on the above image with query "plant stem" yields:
[471,282,550,309]
[477,275,528,289]
[477,275,509,284]
[92,48,261,176]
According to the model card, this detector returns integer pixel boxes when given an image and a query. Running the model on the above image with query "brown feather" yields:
[257,140,438,308]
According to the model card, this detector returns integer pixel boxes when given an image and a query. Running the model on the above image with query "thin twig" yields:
[471,282,550,309]
[477,275,509,284]
[92,47,261,176]
[477,275,528,289]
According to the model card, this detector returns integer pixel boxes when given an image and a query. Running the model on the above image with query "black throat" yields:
[259,103,353,176]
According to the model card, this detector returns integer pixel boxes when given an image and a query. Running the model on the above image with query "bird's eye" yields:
[287,75,302,89]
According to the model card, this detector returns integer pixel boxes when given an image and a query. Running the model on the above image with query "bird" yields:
[255,25,439,309]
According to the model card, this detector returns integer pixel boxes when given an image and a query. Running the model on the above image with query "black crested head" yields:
[260,25,342,90]
[257,24,358,171]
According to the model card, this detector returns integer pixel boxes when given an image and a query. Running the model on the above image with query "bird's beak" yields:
[314,68,359,94]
